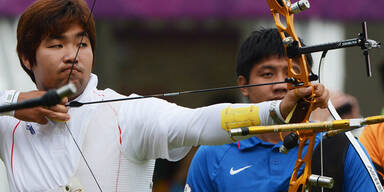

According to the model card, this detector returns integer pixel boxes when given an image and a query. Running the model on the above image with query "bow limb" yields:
[266,0,316,191]
[326,82,384,191]
[267,0,312,89]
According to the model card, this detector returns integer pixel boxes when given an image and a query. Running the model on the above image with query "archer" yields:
[0,0,329,191]
[186,28,377,192]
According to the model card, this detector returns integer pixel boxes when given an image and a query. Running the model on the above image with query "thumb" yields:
[61,97,68,105]
[293,86,313,100]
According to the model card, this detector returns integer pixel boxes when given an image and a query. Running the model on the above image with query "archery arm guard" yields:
[221,105,261,131]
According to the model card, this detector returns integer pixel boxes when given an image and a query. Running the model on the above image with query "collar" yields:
[237,136,281,151]
[72,73,98,103]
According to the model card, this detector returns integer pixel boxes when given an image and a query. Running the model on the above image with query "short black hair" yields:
[236,28,313,82]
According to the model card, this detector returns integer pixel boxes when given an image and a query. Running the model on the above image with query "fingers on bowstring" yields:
[50,104,69,114]
[41,106,70,123]
[33,107,49,124]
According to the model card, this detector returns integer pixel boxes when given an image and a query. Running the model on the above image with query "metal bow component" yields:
[266,0,317,191]
[230,115,384,136]
[286,22,380,77]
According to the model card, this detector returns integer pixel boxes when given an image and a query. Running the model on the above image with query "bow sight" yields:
[283,21,381,77]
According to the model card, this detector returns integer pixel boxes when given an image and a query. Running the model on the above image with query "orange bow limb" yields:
[266,0,317,191]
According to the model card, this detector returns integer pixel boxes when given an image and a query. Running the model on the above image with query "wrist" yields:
[270,100,285,124]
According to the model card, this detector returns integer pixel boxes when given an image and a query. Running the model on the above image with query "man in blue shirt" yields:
[185,28,380,192]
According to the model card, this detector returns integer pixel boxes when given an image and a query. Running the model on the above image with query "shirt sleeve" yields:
[118,95,279,161]
[343,141,378,192]
[185,146,218,192]
[0,90,20,117]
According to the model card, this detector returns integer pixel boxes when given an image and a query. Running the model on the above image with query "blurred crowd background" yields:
[1,0,383,191]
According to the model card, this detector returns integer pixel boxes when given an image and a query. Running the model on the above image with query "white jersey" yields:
[0,74,279,191]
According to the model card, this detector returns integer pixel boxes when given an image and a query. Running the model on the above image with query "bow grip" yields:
[288,97,312,123]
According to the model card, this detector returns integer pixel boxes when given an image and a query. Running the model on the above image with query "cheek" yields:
[82,50,93,70]
[248,87,269,102]
[35,49,60,68]
[35,57,56,73]
[34,53,62,80]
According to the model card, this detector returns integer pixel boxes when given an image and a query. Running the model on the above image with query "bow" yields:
[264,0,381,191]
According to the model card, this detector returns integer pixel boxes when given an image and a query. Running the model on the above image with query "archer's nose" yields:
[63,47,79,65]
[272,73,288,94]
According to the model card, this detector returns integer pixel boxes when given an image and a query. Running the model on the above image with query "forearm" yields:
[119,97,283,160]
[0,90,19,116]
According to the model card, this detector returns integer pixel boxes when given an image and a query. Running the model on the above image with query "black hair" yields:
[236,28,313,82]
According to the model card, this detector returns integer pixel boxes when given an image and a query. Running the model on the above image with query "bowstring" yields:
[64,0,103,191]
[66,0,97,84]
[317,50,328,192]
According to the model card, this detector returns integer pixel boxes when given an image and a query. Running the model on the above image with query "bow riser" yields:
[267,0,316,191]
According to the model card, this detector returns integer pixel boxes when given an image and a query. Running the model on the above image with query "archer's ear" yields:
[237,75,249,97]
[21,56,32,71]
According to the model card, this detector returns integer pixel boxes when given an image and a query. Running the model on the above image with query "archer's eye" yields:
[78,43,88,48]
[261,72,274,78]
[48,44,63,48]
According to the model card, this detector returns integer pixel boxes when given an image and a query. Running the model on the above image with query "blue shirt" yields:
[186,134,377,191]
